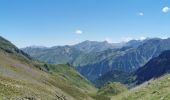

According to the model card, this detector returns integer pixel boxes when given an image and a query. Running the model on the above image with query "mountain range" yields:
[22,38,170,86]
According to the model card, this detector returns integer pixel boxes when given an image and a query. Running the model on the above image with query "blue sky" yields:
[0,0,170,48]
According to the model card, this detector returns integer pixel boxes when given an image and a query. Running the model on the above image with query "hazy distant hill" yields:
[22,40,125,64]
[23,45,84,64]
[73,40,125,53]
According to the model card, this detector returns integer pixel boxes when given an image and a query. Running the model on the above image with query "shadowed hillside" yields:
[133,50,170,85]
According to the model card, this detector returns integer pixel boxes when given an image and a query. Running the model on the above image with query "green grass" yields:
[0,75,55,100]
[98,82,127,97]
[43,64,97,100]
[90,94,111,100]
[0,47,97,100]
[112,74,170,100]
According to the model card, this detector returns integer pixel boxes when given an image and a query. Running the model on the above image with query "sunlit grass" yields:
[112,74,170,100]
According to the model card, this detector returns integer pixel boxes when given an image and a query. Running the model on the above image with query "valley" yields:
[1,0,170,99]
[1,36,170,100]
[0,37,170,100]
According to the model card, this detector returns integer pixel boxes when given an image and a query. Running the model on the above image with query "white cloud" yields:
[75,30,83,35]
[104,37,113,43]
[138,12,144,16]
[162,6,170,13]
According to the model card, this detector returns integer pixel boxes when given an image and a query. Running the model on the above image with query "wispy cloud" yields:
[162,6,170,13]
[75,29,83,35]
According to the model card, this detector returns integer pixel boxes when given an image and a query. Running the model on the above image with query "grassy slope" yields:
[98,82,127,97]
[0,36,97,100]
[35,63,97,99]
[0,49,61,100]
[94,70,129,88]
[0,51,97,100]
[112,74,170,100]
